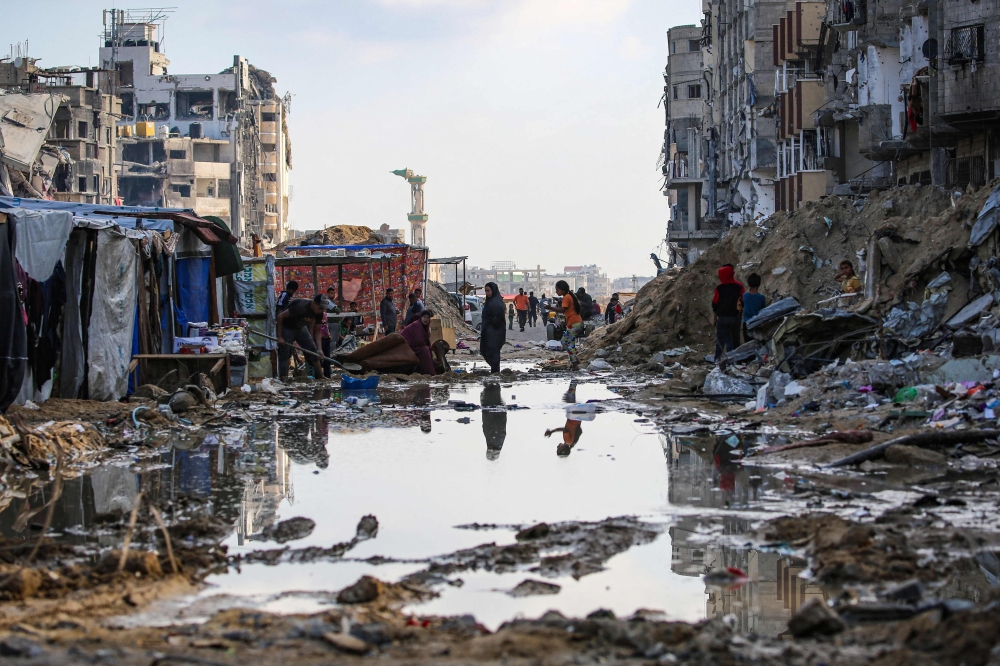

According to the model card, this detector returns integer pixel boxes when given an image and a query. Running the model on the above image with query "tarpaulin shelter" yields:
[0,196,242,410]
[274,244,428,336]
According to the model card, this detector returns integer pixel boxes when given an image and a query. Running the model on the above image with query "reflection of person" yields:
[546,418,583,457]
[480,282,506,373]
[481,382,507,460]
[400,310,438,375]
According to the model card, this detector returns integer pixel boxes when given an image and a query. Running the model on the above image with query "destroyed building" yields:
[660,0,1000,259]
[98,9,292,243]
[0,52,119,203]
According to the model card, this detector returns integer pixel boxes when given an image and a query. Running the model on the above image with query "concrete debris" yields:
[507,579,561,597]
[702,368,754,396]
[787,598,846,637]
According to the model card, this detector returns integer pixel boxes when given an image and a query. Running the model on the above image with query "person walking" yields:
[379,287,398,334]
[513,288,529,332]
[528,291,539,327]
[539,293,548,326]
[552,280,584,371]
[507,302,515,330]
[712,264,744,360]
[480,282,506,373]
[276,280,298,313]
[276,295,328,379]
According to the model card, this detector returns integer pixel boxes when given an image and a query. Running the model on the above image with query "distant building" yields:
[611,276,654,292]
[97,10,291,243]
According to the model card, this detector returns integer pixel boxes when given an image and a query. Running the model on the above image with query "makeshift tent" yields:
[0,196,243,408]
[274,245,428,336]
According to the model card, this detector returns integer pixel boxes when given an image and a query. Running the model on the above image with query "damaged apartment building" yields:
[99,10,292,243]
[0,50,119,204]
[661,0,1000,264]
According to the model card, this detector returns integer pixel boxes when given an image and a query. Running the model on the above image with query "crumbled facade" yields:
[98,11,291,243]
[0,57,119,204]
[661,0,1000,258]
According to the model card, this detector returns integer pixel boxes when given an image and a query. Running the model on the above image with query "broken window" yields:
[119,178,162,206]
[218,90,238,117]
[152,141,166,163]
[171,184,191,198]
[138,102,170,120]
[673,86,679,100]
[176,90,214,120]
[688,39,701,52]
[117,61,134,88]
[193,143,221,162]
[169,150,186,160]
[218,179,231,198]
[78,121,88,140]
[93,175,100,192]
[261,112,276,122]
[120,92,135,117]
[262,143,276,153]
[79,176,87,192]
[122,142,151,164]
[947,25,985,64]
[52,119,70,139]
[262,173,277,182]
[688,84,701,98]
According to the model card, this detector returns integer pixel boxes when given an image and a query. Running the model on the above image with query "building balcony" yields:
[663,157,703,189]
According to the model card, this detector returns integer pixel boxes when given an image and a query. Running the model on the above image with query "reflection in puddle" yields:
[4,377,995,637]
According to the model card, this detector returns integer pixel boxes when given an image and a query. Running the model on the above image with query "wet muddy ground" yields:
[2,357,1000,664]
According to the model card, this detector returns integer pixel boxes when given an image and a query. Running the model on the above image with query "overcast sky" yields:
[8,0,701,278]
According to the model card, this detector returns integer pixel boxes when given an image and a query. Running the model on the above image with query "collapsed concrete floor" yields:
[1,352,1000,665]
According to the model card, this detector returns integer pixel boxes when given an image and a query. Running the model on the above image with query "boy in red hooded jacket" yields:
[712,264,744,361]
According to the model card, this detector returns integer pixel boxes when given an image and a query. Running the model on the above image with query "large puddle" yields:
[0,377,900,634]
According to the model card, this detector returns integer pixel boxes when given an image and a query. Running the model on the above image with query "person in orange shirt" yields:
[552,280,584,370]
[513,288,530,332]
[546,418,583,456]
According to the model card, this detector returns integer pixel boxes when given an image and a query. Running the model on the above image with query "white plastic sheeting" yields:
[9,208,73,281]
[87,231,137,401]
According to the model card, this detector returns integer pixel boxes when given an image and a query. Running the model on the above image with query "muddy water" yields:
[0,378,813,634]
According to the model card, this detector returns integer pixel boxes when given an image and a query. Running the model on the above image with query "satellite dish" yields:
[922,39,938,59]
[13,57,22,68]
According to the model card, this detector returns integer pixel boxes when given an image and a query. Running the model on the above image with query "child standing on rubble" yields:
[553,280,584,371]
[834,260,863,293]
[712,264,744,361]
[740,273,766,344]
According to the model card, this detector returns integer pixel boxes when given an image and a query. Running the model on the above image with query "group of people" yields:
[275,280,365,379]
[711,258,862,361]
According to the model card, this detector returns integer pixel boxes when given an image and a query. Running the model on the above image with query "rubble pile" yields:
[588,183,998,366]
[276,224,384,249]
[425,281,476,333]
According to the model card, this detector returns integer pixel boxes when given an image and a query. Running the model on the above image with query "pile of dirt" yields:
[588,182,999,364]
[276,224,384,249]
[425,281,476,335]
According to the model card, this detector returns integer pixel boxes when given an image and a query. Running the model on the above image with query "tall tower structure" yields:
[391,168,428,247]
